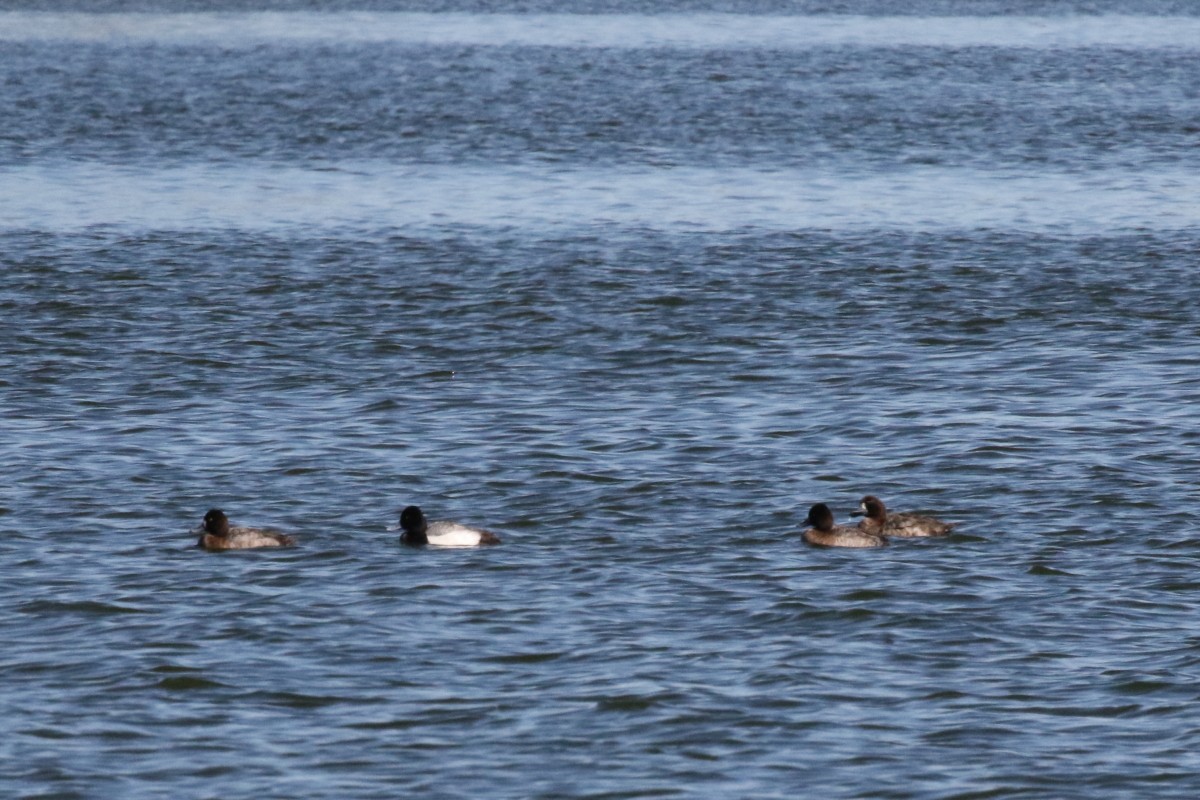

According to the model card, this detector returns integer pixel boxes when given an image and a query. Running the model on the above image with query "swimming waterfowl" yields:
[392,505,501,548]
[195,509,296,551]
[801,503,888,548]
[851,495,954,538]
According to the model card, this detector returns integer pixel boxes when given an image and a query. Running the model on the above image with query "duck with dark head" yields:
[195,509,296,551]
[394,505,501,548]
[801,503,888,548]
[851,495,953,538]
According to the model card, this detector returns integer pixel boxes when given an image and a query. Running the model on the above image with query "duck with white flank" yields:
[392,505,501,548]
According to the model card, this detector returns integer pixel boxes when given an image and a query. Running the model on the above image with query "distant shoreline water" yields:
[3,12,1200,49]
[2,162,1196,233]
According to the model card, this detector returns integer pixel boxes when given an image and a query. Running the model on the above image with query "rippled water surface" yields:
[3,4,1200,799]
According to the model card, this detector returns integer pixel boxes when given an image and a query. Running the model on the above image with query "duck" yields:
[391,505,501,548]
[195,508,296,551]
[801,503,888,548]
[851,495,954,537]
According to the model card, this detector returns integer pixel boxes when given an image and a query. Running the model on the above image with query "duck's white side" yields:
[424,521,493,548]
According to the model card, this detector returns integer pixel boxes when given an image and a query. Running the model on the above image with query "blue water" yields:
[3,5,1200,799]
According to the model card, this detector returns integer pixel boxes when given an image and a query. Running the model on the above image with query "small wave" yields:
[19,600,147,615]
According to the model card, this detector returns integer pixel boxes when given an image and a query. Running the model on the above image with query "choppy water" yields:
[3,5,1200,799]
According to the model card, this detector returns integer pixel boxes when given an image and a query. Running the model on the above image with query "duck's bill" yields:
[849,509,865,517]
[386,522,401,532]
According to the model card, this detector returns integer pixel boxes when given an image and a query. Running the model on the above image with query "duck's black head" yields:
[802,503,835,532]
[399,505,428,543]
[203,508,229,536]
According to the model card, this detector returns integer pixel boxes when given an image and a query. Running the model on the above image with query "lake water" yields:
[3,3,1200,798]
